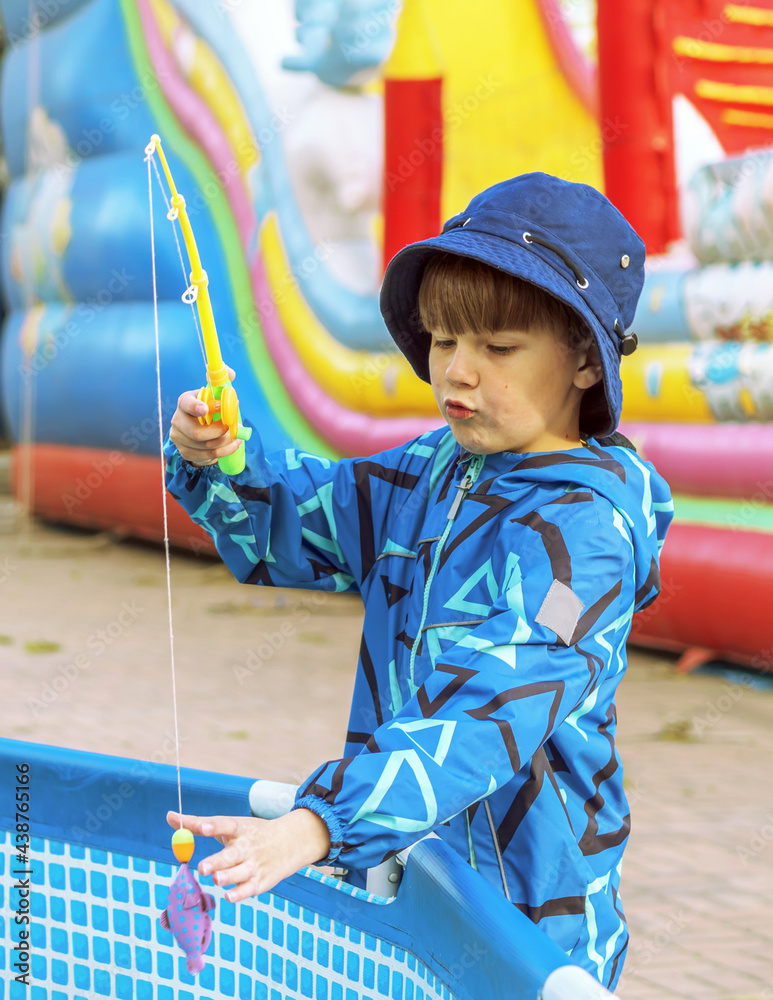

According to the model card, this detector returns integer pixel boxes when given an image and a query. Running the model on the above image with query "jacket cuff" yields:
[178,457,221,479]
[292,796,346,864]
[164,438,223,483]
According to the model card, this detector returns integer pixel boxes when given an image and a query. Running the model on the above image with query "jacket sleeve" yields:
[164,428,425,592]
[294,493,637,868]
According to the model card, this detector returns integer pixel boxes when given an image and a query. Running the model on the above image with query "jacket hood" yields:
[456,435,673,614]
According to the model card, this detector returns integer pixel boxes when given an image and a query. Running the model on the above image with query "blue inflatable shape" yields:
[282,0,399,88]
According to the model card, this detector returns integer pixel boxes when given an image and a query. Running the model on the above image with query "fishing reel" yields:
[197,379,253,476]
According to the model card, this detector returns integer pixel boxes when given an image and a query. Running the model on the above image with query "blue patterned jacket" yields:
[166,425,672,988]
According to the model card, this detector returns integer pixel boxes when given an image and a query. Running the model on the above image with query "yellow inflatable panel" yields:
[425,0,602,219]
[621,344,713,422]
[622,344,726,423]
[385,0,442,80]
[260,213,437,417]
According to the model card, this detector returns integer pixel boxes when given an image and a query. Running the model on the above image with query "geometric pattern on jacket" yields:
[166,424,673,991]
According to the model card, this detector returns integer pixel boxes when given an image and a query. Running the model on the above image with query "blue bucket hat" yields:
[379,172,645,438]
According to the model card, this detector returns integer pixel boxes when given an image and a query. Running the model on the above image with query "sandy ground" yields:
[2,513,773,998]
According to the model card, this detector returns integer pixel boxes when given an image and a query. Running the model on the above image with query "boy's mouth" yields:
[445,400,475,420]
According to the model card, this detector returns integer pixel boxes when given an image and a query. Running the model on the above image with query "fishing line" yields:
[147,153,208,371]
[146,143,183,825]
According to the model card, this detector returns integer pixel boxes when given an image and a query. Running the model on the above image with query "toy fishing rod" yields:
[146,133,252,476]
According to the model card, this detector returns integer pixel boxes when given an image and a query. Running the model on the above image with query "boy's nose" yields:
[445,345,479,387]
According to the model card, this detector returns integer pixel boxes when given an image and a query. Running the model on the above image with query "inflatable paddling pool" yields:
[0,738,612,999]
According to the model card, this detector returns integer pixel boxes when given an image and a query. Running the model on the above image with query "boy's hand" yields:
[169,371,243,467]
[166,809,332,902]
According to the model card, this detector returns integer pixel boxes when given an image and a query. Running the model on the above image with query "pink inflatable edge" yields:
[620,421,773,499]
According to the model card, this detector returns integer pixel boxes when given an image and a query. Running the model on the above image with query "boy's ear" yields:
[574,340,603,390]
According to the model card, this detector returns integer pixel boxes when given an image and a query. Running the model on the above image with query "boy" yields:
[165,172,672,989]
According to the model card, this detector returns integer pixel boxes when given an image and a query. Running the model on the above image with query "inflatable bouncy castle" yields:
[0,0,600,538]
[621,154,773,672]
[595,2,773,671]
[1,0,773,672]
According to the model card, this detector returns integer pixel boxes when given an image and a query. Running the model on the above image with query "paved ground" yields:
[2,514,772,998]
[613,661,773,1000]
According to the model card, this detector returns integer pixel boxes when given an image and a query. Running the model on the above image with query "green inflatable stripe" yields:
[673,494,773,534]
[119,0,335,458]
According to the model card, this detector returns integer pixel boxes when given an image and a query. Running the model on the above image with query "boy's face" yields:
[428,324,601,455]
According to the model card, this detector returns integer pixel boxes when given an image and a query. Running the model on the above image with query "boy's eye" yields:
[489,345,517,355]
[432,338,455,349]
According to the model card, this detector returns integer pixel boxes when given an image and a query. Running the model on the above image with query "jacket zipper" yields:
[407,454,485,692]
[447,470,477,520]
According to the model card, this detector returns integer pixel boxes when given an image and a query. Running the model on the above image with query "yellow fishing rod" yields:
[146,133,252,475]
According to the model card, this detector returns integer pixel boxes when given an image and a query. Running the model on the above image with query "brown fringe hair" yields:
[418,252,591,349]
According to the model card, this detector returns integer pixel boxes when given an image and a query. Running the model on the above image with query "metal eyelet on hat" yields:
[523,231,589,291]
[621,254,630,268]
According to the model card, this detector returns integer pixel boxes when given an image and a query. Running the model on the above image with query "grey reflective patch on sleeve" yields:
[535,579,585,646]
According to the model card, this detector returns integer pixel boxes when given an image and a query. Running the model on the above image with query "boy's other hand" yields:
[166,809,332,902]
[169,376,243,468]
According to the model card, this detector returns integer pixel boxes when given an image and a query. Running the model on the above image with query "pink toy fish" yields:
[159,862,215,975]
